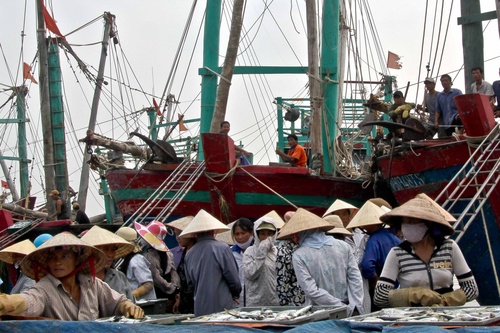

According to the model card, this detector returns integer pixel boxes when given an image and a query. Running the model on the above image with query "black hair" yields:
[232,218,253,234]
[287,134,298,141]
[220,121,230,128]
[471,67,483,74]
[440,74,452,82]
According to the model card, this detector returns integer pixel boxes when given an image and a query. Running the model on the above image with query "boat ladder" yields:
[435,124,500,242]
[124,159,206,226]
[0,218,46,249]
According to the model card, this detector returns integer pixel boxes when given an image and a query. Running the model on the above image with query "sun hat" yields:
[415,193,457,223]
[346,201,386,229]
[49,189,59,197]
[34,234,53,248]
[165,216,194,232]
[323,199,359,218]
[21,232,106,281]
[263,211,285,229]
[135,221,169,252]
[215,221,235,245]
[256,222,277,232]
[0,240,36,264]
[277,208,333,240]
[380,197,454,235]
[81,226,134,259]
[116,227,142,253]
[179,209,230,238]
[324,215,353,236]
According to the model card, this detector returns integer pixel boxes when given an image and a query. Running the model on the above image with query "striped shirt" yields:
[374,238,478,308]
[21,273,128,320]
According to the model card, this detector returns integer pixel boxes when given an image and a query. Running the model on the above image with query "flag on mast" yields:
[178,114,188,131]
[153,98,162,116]
[23,62,38,84]
[1,180,9,190]
[387,51,402,69]
[41,2,66,39]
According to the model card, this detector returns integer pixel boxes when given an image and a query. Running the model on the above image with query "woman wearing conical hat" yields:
[0,232,143,320]
[165,216,196,314]
[277,208,364,316]
[81,226,135,302]
[373,197,479,308]
[0,240,36,294]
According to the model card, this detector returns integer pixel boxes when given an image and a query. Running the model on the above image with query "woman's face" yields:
[257,229,275,242]
[96,245,117,269]
[334,209,352,227]
[233,226,252,244]
[175,230,192,247]
[47,249,77,278]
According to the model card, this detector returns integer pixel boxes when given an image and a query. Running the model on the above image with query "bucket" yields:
[454,94,496,137]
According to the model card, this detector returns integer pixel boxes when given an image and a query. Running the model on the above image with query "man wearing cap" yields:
[387,91,416,124]
[436,74,463,137]
[48,190,69,220]
[277,208,363,316]
[417,78,445,138]
[181,210,241,316]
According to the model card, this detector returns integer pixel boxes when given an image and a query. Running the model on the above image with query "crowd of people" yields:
[0,193,479,321]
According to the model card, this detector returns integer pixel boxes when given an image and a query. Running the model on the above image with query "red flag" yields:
[23,62,38,84]
[1,180,9,189]
[178,114,188,131]
[387,51,402,70]
[41,2,66,39]
[153,98,162,116]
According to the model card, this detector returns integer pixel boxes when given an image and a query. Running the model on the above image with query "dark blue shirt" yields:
[436,88,462,127]
[361,228,401,279]
[493,80,500,110]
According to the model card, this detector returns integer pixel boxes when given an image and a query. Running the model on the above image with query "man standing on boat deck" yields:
[181,210,241,316]
[492,67,500,118]
[48,190,69,220]
[435,74,463,137]
[275,134,308,168]
[220,121,252,165]
[470,67,494,103]
[417,78,445,138]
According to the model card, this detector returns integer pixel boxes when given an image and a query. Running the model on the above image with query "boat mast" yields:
[15,86,29,200]
[305,0,323,157]
[78,12,115,211]
[460,0,484,93]
[209,0,245,133]
[36,0,57,215]
[198,0,221,160]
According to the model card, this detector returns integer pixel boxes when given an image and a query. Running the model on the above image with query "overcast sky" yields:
[0,0,498,216]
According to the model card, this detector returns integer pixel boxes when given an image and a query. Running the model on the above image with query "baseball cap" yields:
[424,77,435,84]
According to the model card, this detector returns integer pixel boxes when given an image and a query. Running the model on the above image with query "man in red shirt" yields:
[276,134,308,167]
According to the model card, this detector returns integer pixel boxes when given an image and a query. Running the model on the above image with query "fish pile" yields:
[346,306,500,324]
[187,305,330,323]
[96,315,151,324]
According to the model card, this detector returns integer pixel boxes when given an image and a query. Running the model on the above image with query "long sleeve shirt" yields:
[436,88,462,127]
[360,228,401,280]
[293,239,364,315]
[104,267,135,302]
[143,249,180,297]
[185,235,241,316]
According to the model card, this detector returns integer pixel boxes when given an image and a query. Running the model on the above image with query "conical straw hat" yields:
[346,201,385,229]
[277,208,333,240]
[165,216,194,232]
[179,209,230,238]
[81,226,134,259]
[323,199,359,217]
[116,227,141,253]
[380,197,454,235]
[416,193,457,223]
[263,210,285,229]
[324,215,353,236]
[0,240,36,264]
[21,232,106,280]
[369,198,392,210]
[215,221,236,245]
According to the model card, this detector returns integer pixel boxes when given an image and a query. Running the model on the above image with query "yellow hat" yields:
[277,208,332,240]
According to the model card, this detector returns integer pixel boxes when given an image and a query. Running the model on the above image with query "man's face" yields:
[440,77,452,90]
[220,123,230,134]
[472,69,482,81]
[393,96,404,105]
[424,82,435,91]
[287,137,297,146]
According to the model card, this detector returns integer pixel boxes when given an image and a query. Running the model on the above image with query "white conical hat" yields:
[179,209,230,238]
[346,201,385,229]
[215,221,236,245]
[324,215,353,236]
[323,199,359,217]
[277,208,332,240]
[415,193,457,223]
[165,216,194,232]
[263,210,285,229]
[0,239,36,264]
[81,226,134,259]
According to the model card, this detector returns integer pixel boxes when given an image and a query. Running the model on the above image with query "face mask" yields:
[401,222,428,243]
[234,236,253,250]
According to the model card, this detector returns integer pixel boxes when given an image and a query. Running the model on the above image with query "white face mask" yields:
[401,222,428,243]
[234,236,253,250]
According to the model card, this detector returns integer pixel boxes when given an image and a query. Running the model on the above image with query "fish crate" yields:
[182,305,348,326]
[135,299,169,315]
[343,306,500,326]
